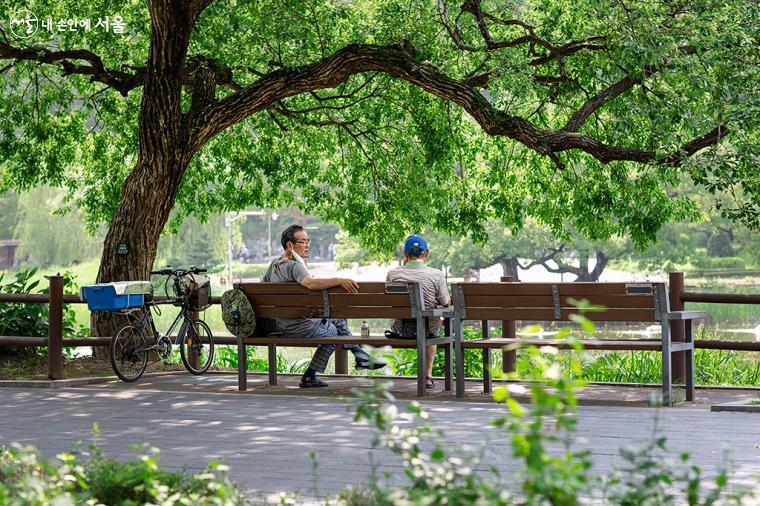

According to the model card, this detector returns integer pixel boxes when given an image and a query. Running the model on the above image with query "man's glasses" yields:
[294,240,311,246]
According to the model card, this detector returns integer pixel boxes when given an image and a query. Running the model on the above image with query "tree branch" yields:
[565,75,642,132]
[443,0,606,79]
[186,0,217,20]
[665,124,728,166]
[564,46,697,133]
[518,245,566,270]
[186,43,728,168]
[0,40,144,96]
[0,38,248,99]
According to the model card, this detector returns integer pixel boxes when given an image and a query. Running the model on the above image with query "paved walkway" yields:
[52,370,760,408]
[1,375,759,503]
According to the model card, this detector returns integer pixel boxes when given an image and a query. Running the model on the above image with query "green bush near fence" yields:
[0,269,88,358]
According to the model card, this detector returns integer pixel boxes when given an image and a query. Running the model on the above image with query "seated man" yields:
[262,224,386,388]
[386,235,451,389]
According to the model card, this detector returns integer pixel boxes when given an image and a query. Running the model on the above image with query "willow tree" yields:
[1,0,757,290]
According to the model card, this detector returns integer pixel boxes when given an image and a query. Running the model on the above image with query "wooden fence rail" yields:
[0,272,757,380]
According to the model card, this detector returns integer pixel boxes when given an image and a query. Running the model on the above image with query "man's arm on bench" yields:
[300,275,359,294]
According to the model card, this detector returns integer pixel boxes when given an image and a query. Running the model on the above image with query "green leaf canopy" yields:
[0,0,757,254]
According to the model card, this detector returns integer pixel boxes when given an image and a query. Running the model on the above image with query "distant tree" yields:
[183,228,217,268]
[0,193,18,239]
[157,215,227,269]
[14,187,102,267]
[426,223,627,282]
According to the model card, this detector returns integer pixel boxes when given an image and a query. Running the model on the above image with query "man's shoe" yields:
[299,376,328,388]
[355,356,388,370]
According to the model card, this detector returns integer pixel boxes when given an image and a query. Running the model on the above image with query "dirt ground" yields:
[0,354,185,380]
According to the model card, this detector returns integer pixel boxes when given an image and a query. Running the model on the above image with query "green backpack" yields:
[220,288,256,338]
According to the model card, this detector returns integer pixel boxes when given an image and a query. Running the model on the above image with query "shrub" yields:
[341,316,755,505]
[0,433,246,505]
[0,269,88,358]
[708,257,746,270]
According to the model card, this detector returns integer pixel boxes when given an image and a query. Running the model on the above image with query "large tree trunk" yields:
[92,156,189,340]
[91,2,193,350]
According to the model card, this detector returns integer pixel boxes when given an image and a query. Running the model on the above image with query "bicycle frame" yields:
[124,298,191,351]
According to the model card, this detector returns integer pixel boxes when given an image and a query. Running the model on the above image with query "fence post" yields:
[47,275,64,380]
[501,276,517,373]
[669,272,686,384]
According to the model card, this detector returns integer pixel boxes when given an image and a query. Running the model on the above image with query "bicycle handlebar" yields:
[150,266,207,277]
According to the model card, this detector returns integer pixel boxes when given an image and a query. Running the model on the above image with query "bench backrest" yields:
[237,282,423,319]
[452,282,670,322]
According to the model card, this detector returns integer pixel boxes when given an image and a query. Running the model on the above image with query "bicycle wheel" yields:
[179,319,214,375]
[110,323,148,382]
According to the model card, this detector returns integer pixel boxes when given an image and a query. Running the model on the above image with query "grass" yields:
[485,327,760,387]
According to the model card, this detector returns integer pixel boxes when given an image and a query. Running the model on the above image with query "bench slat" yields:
[463,294,655,309]
[329,293,411,306]
[240,284,314,295]
[461,282,654,296]
[248,294,325,306]
[331,307,412,319]
[243,336,418,347]
[240,282,404,296]
[253,306,326,318]
[327,282,390,294]
[464,307,657,322]
[461,338,663,351]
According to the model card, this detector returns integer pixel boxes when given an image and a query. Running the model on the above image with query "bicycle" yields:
[108,267,215,382]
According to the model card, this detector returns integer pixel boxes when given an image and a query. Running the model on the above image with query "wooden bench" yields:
[235,282,454,396]
[451,282,706,404]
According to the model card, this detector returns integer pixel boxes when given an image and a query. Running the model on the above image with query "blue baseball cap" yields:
[404,235,428,255]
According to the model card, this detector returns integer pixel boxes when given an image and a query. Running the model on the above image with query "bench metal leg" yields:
[268,344,277,386]
[237,338,247,391]
[482,321,491,394]
[661,321,672,406]
[444,340,453,392]
[685,319,695,402]
[483,349,492,394]
[454,318,465,398]
[416,317,427,397]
